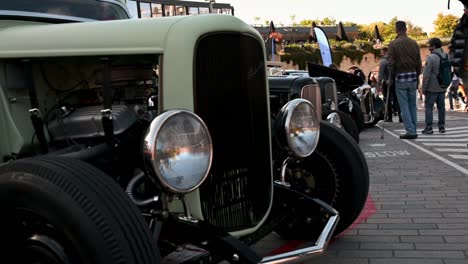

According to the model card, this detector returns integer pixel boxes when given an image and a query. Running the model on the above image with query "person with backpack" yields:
[421,38,450,134]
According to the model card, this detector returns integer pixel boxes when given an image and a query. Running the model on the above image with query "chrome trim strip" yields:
[260,199,339,264]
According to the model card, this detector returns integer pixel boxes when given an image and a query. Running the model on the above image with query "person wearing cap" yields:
[421,38,448,134]
[388,21,422,139]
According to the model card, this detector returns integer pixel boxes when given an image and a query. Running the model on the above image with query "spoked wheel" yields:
[273,151,338,239]
[274,121,369,239]
[0,157,157,264]
[3,209,78,263]
[316,121,369,235]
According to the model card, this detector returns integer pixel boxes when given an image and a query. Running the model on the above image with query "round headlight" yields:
[326,112,342,128]
[144,110,213,194]
[277,99,320,158]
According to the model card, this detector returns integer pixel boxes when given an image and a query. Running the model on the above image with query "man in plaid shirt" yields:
[388,21,422,139]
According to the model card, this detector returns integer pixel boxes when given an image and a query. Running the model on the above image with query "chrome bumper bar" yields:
[259,198,339,264]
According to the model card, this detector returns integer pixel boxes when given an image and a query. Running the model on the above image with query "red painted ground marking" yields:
[266,239,306,256]
[334,194,377,239]
[266,195,377,257]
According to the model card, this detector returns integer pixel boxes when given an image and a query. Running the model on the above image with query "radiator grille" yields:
[194,33,272,231]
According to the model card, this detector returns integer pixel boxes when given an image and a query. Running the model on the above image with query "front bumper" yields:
[160,184,339,264]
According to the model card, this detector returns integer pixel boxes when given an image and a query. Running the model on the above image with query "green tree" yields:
[342,21,358,27]
[299,19,315,27]
[321,16,336,26]
[432,13,459,37]
[253,16,261,25]
[406,21,426,38]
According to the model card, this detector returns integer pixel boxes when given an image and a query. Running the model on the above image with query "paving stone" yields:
[338,250,393,258]
[371,259,443,264]
[415,243,468,250]
[400,236,444,243]
[394,250,466,259]
[360,242,414,250]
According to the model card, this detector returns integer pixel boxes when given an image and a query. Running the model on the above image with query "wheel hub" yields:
[23,234,70,264]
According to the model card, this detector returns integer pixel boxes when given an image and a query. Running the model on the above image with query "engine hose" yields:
[126,171,158,207]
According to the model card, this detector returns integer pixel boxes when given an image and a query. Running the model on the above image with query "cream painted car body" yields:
[0,14,272,237]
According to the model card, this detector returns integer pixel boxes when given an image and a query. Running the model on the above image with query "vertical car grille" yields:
[301,84,322,121]
[194,33,272,231]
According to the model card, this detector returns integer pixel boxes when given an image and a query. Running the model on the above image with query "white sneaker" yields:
[449,109,455,112]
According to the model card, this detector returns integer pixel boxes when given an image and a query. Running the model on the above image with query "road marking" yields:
[370,143,386,147]
[378,125,468,176]
[449,155,468,160]
[423,143,468,147]
[394,126,468,132]
[416,138,468,142]
[443,129,468,134]
[435,148,468,153]
[418,134,468,138]
[365,150,410,158]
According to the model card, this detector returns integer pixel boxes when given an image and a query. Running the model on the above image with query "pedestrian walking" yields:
[388,21,422,139]
[448,72,462,111]
[421,38,449,134]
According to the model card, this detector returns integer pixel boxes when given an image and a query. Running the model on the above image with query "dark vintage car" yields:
[308,63,386,128]
[0,1,368,263]
[280,70,360,143]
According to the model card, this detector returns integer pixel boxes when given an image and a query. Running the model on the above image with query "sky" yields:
[226,0,466,33]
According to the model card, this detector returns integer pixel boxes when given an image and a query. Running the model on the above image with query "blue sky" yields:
[226,0,465,33]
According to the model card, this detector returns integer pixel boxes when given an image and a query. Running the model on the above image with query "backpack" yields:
[434,52,452,88]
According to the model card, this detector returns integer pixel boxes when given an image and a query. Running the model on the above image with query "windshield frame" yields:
[0,0,131,23]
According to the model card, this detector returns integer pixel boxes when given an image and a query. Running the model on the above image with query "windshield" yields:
[0,0,129,21]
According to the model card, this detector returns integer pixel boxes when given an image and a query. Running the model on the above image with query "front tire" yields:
[336,110,359,143]
[0,157,157,264]
[316,121,369,235]
[274,121,369,238]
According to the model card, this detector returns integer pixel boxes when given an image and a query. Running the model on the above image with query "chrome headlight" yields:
[276,99,320,158]
[144,110,213,194]
[327,112,342,128]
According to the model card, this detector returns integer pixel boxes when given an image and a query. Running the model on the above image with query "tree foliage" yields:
[432,13,459,37]
[298,16,336,27]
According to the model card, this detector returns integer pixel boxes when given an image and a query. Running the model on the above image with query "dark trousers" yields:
[383,82,400,119]
[424,91,445,129]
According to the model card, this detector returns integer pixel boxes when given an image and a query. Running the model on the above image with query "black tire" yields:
[336,110,359,143]
[322,110,359,143]
[274,121,369,238]
[274,151,338,239]
[316,121,369,235]
[0,157,157,264]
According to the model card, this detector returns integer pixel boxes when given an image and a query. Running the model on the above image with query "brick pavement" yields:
[253,110,468,264]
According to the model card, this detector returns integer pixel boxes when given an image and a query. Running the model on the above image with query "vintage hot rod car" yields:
[268,74,359,143]
[0,1,368,263]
